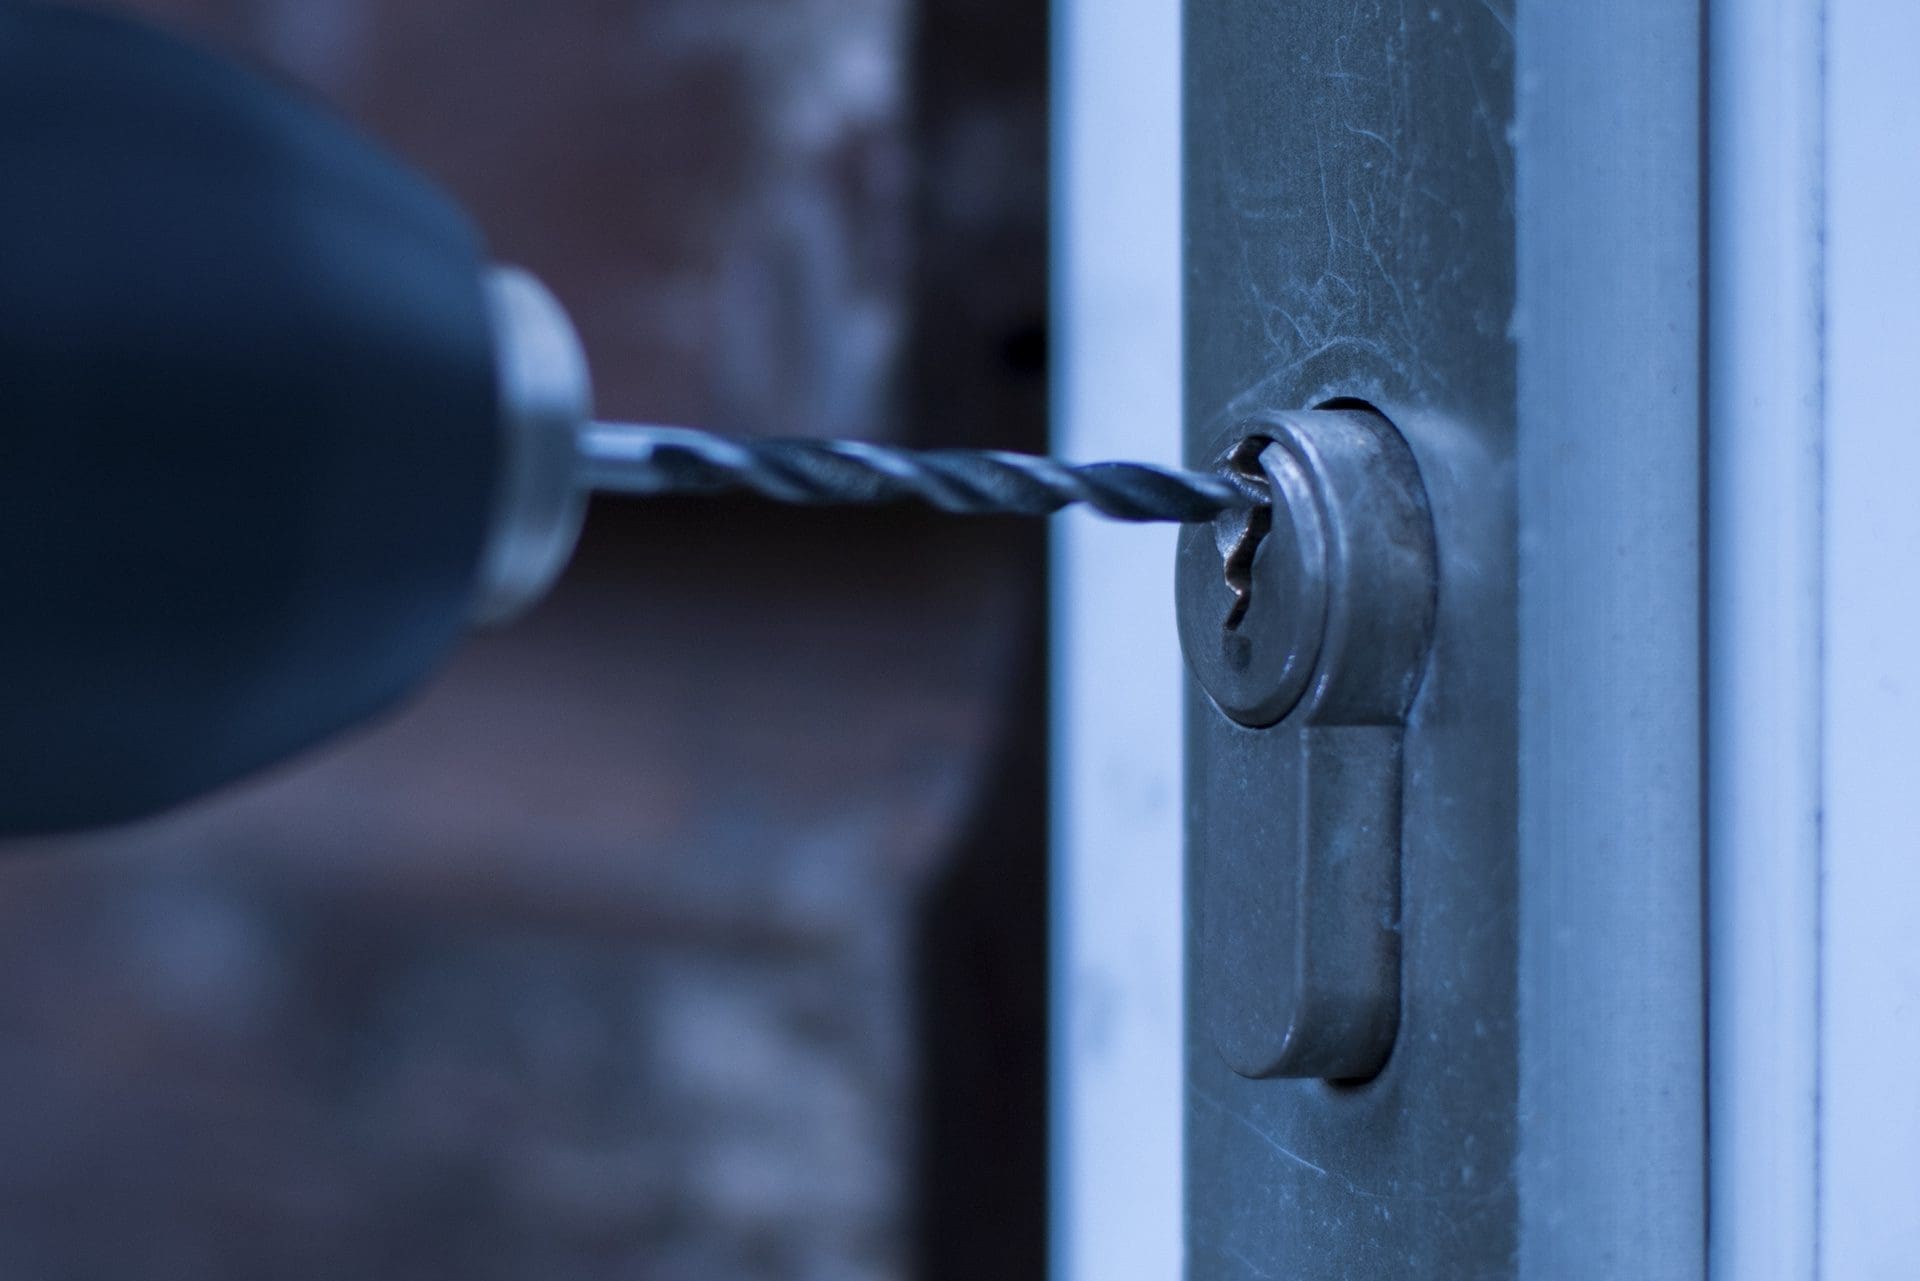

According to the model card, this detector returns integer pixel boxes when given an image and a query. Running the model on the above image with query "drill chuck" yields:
[473,269,592,627]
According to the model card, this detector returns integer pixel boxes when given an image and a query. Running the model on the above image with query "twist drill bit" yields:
[576,423,1261,524]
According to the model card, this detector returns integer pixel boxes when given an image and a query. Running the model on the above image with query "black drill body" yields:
[0,3,502,834]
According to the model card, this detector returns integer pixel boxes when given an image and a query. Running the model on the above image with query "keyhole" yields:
[1221,439,1274,631]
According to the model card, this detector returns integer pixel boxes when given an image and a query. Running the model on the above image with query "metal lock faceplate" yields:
[1176,406,1436,1080]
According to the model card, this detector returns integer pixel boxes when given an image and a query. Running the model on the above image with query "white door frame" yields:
[1051,0,1186,1275]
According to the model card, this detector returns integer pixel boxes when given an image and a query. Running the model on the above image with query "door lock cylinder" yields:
[1175,405,1437,1080]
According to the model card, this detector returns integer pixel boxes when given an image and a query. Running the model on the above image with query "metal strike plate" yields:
[1176,406,1436,1080]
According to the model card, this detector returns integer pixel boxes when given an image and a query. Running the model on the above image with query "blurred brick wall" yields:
[0,3,1047,1279]
[0,502,1029,1281]
[127,0,912,441]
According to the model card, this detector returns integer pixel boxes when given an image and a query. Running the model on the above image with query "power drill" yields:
[2,2,592,833]
[0,3,1245,836]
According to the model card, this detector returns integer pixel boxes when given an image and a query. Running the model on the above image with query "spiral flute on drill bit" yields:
[575,424,1262,524]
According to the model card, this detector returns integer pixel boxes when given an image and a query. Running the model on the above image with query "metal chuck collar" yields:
[470,267,594,628]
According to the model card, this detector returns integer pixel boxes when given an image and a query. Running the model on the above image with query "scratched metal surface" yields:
[1185,0,1708,1274]
[1183,0,1521,1274]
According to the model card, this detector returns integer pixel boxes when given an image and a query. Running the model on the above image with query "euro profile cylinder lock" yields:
[1175,405,1437,1082]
